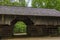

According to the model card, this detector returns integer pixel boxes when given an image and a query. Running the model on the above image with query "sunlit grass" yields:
[13,21,27,34]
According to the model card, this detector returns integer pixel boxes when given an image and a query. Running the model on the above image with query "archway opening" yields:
[13,21,27,35]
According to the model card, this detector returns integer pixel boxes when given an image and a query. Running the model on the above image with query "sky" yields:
[11,0,32,7]
[25,0,32,7]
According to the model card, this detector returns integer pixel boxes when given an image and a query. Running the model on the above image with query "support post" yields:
[2,15,5,24]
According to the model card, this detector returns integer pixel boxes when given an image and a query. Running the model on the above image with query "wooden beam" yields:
[2,15,5,24]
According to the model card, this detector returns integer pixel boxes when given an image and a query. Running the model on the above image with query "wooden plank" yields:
[54,18,57,26]
[57,18,60,25]
[2,15,5,24]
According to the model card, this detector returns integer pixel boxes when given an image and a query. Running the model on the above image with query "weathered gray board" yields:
[0,15,60,26]
[29,16,60,25]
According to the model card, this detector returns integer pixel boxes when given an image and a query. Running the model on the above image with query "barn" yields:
[0,6,60,37]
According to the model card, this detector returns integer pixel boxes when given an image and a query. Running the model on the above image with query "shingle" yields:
[0,6,60,17]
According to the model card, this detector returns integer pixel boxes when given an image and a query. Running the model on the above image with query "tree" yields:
[14,21,27,33]
[55,0,60,11]
[32,0,60,11]
[0,0,26,7]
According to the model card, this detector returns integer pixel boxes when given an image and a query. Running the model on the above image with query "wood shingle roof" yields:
[0,6,60,17]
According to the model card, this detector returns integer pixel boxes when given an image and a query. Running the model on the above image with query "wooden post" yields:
[2,15,5,24]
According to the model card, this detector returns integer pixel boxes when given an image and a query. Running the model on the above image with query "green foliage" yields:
[14,21,27,33]
[32,0,60,11]
[55,0,60,11]
[32,0,45,8]
[0,0,26,7]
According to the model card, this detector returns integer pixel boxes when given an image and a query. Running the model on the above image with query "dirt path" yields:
[2,37,60,40]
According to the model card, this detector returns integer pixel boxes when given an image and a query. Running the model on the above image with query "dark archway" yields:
[10,16,34,36]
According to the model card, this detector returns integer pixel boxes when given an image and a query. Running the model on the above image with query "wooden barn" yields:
[0,6,60,37]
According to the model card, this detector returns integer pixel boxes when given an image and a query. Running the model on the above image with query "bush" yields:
[14,21,27,33]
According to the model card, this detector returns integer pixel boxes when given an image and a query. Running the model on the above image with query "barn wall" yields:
[0,15,2,24]
[1,15,60,26]
[28,16,60,36]
[0,15,16,25]
[4,15,16,25]
[28,25,59,36]
[29,16,60,25]
[0,16,60,37]
[0,25,13,37]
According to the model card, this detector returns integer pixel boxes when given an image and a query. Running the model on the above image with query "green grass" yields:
[13,21,27,33]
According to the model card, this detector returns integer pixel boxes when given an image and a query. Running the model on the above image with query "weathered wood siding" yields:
[0,25,12,37]
[0,15,16,25]
[0,16,60,37]
[30,16,60,25]
[0,15,2,24]
[28,25,58,36]
[0,15,60,26]
[4,15,15,25]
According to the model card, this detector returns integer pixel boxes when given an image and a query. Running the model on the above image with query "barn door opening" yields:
[13,21,27,35]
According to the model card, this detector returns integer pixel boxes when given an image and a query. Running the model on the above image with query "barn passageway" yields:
[13,21,27,35]
[10,16,34,36]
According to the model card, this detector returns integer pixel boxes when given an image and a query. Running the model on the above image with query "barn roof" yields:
[0,6,60,17]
